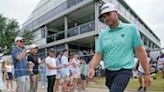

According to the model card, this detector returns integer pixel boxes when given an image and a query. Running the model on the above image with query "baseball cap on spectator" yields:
[29,44,38,49]
[15,36,24,42]
[99,3,118,18]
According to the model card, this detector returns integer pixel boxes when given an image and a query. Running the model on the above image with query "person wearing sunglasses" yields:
[88,3,151,92]
[11,36,30,92]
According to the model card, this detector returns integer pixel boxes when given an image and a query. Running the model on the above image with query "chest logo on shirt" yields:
[121,34,125,38]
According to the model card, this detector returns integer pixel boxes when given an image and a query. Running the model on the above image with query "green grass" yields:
[127,73,164,91]
[88,73,164,91]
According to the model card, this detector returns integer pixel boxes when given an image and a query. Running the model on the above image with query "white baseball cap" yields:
[29,44,38,49]
[15,36,24,42]
[99,3,117,18]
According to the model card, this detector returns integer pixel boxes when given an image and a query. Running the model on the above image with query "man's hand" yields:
[144,75,152,87]
[88,68,95,79]
[29,61,34,67]
[88,53,102,79]
[135,46,151,87]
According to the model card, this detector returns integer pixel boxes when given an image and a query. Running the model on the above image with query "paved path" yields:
[1,82,119,92]
[2,81,163,92]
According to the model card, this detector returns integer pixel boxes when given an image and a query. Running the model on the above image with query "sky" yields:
[0,0,164,47]
[125,0,164,48]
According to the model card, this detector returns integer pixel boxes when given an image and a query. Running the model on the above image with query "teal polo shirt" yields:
[96,23,143,71]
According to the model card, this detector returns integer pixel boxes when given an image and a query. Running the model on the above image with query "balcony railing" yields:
[67,0,84,8]
[67,21,95,37]
[47,31,65,43]
[46,21,95,43]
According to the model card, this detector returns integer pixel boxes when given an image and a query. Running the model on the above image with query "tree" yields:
[0,14,33,55]
[22,30,33,45]
[93,0,101,3]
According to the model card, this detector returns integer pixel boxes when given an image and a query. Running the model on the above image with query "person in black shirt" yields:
[27,44,40,92]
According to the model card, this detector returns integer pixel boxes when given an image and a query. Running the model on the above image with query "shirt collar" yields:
[16,45,25,51]
[109,21,124,31]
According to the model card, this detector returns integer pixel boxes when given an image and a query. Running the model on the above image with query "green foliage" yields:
[94,0,101,3]
[22,30,33,44]
[0,14,33,54]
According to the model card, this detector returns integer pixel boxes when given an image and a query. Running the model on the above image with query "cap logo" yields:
[102,6,109,10]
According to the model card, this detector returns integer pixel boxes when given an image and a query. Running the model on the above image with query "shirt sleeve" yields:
[132,25,143,48]
[95,34,103,55]
[45,57,50,64]
[27,55,33,63]
[11,47,20,61]
[61,57,67,65]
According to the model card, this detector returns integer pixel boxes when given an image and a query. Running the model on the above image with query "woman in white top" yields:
[45,48,62,92]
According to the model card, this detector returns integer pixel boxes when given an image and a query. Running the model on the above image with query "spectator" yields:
[5,60,14,91]
[11,36,30,92]
[45,48,62,92]
[137,54,152,92]
[39,58,47,88]
[69,53,81,92]
[55,53,62,92]
[27,44,40,92]
[0,53,5,92]
[80,60,88,91]
[60,49,71,92]
[157,52,164,78]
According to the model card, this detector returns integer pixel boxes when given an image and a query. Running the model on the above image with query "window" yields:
[37,48,46,58]
[56,44,65,50]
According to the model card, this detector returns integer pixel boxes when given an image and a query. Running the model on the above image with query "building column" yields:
[95,2,100,32]
[141,36,145,44]
[146,39,149,48]
[44,25,48,38]
[65,43,69,50]
[40,25,48,38]
[45,48,48,57]
[150,42,153,49]
[94,36,98,50]
[64,16,68,38]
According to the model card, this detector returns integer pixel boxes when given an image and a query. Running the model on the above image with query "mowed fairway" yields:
[88,73,164,92]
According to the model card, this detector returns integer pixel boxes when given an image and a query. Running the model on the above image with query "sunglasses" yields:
[34,47,38,49]
[19,40,25,43]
